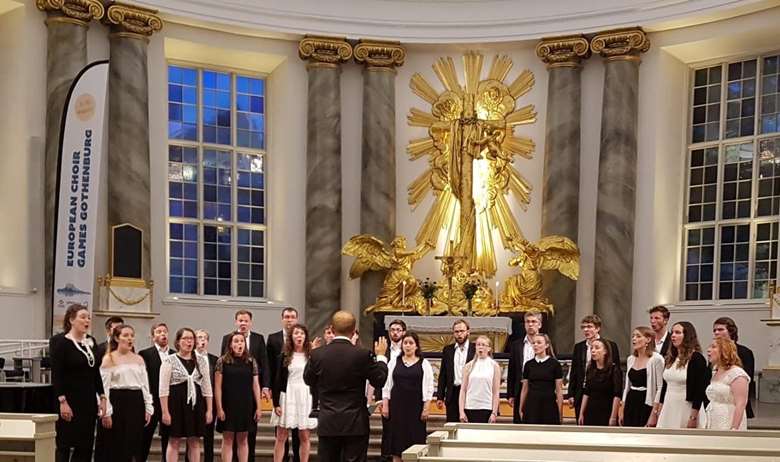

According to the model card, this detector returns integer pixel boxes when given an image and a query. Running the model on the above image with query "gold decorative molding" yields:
[36,0,105,25]
[298,36,353,67]
[590,27,650,62]
[105,2,163,39]
[354,40,406,70]
[535,35,590,68]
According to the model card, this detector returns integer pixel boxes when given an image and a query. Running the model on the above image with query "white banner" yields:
[52,61,109,333]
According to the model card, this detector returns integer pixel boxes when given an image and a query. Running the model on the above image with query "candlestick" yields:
[495,280,500,308]
[402,280,407,308]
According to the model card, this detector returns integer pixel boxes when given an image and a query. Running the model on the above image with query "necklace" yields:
[68,335,95,368]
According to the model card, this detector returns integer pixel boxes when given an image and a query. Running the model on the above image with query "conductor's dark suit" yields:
[436,341,475,422]
[267,330,300,462]
[221,332,270,462]
[139,345,174,462]
[737,343,755,419]
[565,338,621,420]
[304,338,388,462]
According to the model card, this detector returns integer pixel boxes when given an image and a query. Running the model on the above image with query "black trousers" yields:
[142,402,169,462]
[277,427,300,462]
[318,434,369,462]
[464,409,492,423]
[444,386,461,423]
[512,390,522,424]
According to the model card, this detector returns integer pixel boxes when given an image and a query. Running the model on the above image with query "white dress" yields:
[270,352,317,430]
[704,366,749,430]
[658,358,699,428]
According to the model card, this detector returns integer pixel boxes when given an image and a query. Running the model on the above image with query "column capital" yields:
[590,27,650,62]
[354,40,405,71]
[104,2,163,40]
[298,36,353,68]
[535,35,590,68]
[36,0,105,26]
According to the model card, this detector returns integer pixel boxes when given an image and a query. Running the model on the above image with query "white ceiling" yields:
[133,0,780,43]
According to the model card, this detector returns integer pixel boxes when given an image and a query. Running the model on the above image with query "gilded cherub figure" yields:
[499,236,580,314]
[342,235,433,314]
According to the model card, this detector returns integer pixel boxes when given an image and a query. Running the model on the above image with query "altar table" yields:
[384,316,512,352]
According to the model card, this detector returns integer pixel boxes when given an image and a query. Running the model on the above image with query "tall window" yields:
[167,65,267,298]
[683,54,780,302]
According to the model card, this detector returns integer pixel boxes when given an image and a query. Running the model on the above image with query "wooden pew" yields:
[0,413,56,462]
[403,424,780,462]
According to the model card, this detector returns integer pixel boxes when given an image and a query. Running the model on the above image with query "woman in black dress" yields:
[216,332,262,462]
[620,327,665,427]
[160,327,213,462]
[50,303,106,462]
[579,338,623,426]
[381,332,434,462]
[99,324,153,461]
[519,334,563,424]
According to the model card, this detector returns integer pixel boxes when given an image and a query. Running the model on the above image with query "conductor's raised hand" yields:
[374,337,388,357]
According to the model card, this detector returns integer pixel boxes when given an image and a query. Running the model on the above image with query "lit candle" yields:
[402,280,407,307]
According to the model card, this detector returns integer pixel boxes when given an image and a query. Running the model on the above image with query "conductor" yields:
[304,311,388,462]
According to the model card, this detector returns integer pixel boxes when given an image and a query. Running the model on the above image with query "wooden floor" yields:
[148,400,780,461]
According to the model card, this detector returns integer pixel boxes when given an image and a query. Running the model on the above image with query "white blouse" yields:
[100,362,154,416]
[622,352,665,407]
[159,354,213,408]
[464,357,498,410]
[382,357,435,402]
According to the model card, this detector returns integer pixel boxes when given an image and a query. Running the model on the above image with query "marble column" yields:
[535,36,590,354]
[591,28,650,353]
[299,37,352,337]
[104,3,163,281]
[36,0,105,334]
[354,41,405,342]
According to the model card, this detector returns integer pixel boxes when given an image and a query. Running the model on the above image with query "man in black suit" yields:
[565,315,621,420]
[436,319,475,422]
[193,329,219,462]
[377,319,405,461]
[93,316,123,462]
[649,305,671,356]
[139,322,174,462]
[712,317,755,418]
[267,307,301,462]
[221,310,271,462]
[304,310,388,462]
[507,312,543,423]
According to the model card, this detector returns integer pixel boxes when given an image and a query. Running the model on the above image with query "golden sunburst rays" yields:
[406,52,536,277]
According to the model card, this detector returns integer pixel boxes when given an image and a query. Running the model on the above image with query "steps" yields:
[147,414,518,461]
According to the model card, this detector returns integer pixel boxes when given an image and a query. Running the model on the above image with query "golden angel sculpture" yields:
[407,52,536,277]
[499,236,580,314]
[342,235,435,314]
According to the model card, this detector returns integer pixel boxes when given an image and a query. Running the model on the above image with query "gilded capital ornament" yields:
[36,0,105,25]
[298,36,353,67]
[354,41,406,70]
[535,35,590,68]
[590,27,650,62]
[105,2,163,38]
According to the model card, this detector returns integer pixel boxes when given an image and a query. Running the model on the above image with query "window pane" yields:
[721,143,753,219]
[761,55,780,135]
[202,149,232,221]
[725,59,757,139]
[754,222,779,298]
[168,146,198,218]
[685,227,716,300]
[169,223,198,294]
[168,66,197,141]
[688,147,719,223]
[757,136,780,216]
[203,225,231,295]
[691,65,722,143]
[236,75,265,149]
[237,228,265,297]
[237,153,264,224]
[202,71,231,145]
[718,224,751,299]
